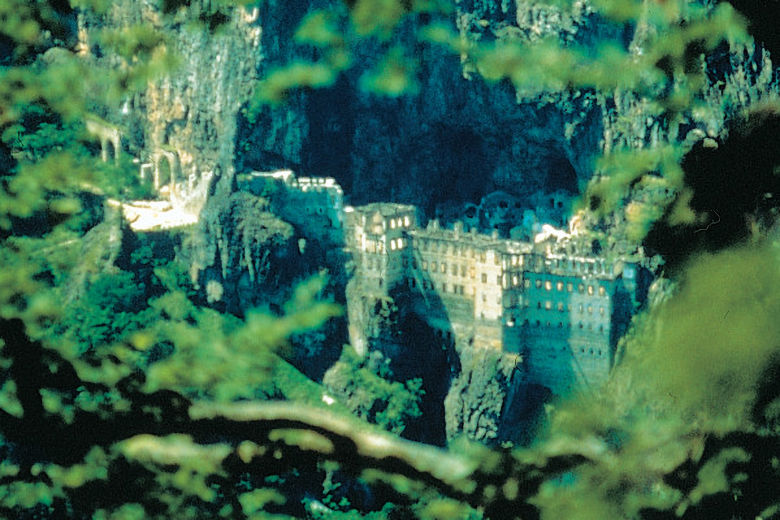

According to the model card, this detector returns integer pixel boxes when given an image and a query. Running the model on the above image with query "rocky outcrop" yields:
[80,2,262,211]
[235,1,606,214]
[444,348,523,444]
[184,191,298,314]
[237,0,777,226]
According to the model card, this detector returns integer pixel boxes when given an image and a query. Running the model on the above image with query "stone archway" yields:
[152,150,182,198]
[85,116,122,164]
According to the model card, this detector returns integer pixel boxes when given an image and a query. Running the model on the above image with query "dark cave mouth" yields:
[544,155,579,194]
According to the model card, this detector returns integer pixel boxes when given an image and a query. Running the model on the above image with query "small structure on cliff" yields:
[240,170,345,246]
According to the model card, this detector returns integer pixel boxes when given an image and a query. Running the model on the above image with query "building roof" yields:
[353,202,417,217]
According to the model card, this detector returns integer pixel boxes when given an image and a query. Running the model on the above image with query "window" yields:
[482,293,487,302]
[442,283,447,293]
[513,275,518,286]
[545,301,552,310]
[587,305,593,314]
[470,267,476,279]
[461,265,467,277]
[441,263,446,274]
[567,282,573,292]
[481,273,487,283]
[578,283,584,293]
[404,216,410,227]
[390,219,396,229]
[536,279,543,289]
[402,257,408,267]
[599,286,606,296]
[422,261,428,271]
[537,302,542,309]
[545,280,552,291]
[480,252,486,262]
[496,275,501,285]
[432,261,437,271]
[524,279,531,289]
[556,281,564,291]
[588,285,594,295]
[599,306,605,316]
[494,255,500,265]
[412,259,418,269]
[578,304,583,313]
[557,302,564,312]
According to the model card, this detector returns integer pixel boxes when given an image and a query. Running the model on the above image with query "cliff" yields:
[77,0,777,446]
[238,0,776,221]
[80,1,261,203]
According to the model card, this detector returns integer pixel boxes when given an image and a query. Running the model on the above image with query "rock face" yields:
[186,191,298,315]
[81,2,262,210]
[142,6,261,203]
[235,1,614,214]
[237,0,777,221]
[444,348,521,443]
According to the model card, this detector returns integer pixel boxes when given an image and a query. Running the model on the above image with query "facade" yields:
[344,204,642,395]
[243,171,645,395]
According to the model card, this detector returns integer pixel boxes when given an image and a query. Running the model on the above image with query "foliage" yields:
[324,346,424,435]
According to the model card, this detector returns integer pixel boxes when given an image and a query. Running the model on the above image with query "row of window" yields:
[389,215,412,229]
[389,237,407,250]
[406,278,506,306]
[412,259,505,286]
[519,320,608,332]
[531,257,608,274]
[528,278,607,296]
[532,301,606,315]
[417,240,505,265]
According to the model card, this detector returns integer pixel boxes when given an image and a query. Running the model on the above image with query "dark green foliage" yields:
[645,105,780,268]
[324,346,424,435]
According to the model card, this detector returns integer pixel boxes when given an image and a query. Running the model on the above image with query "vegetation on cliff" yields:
[0,1,778,519]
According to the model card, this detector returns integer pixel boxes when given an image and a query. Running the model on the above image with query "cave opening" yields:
[433,126,494,206]
[544,155,579,194]
[303,77,356,192]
